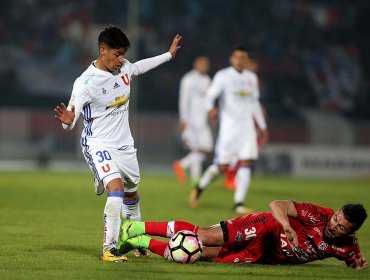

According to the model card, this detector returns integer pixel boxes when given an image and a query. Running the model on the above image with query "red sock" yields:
[174,221,198,234]
[145,221,198,237]
[148,238,167,257]
[145,222,168,237]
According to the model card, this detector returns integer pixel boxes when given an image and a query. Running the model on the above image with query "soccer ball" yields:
[167,230,203,264]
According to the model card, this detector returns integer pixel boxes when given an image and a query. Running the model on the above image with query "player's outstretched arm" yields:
[168,34,182,58]
[54,103,75,126]
[349,255,368,269]
[269,200,299,246]
[132,34,182,75]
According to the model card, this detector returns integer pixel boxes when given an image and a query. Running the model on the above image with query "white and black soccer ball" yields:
[166,230,203,264]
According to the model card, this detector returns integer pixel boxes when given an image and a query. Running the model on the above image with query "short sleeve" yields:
[293,202,334,225]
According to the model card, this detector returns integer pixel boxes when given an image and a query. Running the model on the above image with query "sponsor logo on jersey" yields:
[113,82,120,89]
[301,210,307,217]
[331,245,345,253]
[318,241,328,251]
[236,90,250,97]
[314,227,323,237]
[234,231,243,242]
[308,213,320,223]
[106,95,130,109]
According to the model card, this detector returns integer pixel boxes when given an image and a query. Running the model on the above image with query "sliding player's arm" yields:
[269,200,298,246]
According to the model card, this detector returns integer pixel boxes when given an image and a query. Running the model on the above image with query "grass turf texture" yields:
[0,170,369,280]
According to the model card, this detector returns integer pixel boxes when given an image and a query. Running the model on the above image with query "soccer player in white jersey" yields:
[189,46,268,215]
[173,56,213,186]
[54,26,182,262]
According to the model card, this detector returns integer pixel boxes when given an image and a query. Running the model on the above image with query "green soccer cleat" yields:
[118,235,151,254]
[120,219,146,244]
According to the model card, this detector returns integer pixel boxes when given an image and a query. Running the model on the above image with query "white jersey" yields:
[205,67,266,141]
[63,52,172,149]
[179,69,213,151]
[179,69,211,128]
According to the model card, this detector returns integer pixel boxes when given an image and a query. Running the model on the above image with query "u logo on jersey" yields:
[121,73,130,85]
[101,164,111,173]
[105,95,130,109]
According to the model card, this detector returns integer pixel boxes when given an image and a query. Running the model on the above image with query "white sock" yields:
[198,164,220,190]
[103,192,124,252]
[234,167,251,204]
[122,197,141,221]
[189,152,206,184]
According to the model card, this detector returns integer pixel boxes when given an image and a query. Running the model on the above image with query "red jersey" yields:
[217,202,361,266]
[272,202,360,265]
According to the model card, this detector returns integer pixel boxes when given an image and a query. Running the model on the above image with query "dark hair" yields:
[342,204,367,230]
[98,26,131,50]
[231,46,248,55]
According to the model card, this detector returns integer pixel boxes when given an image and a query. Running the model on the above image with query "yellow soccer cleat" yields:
[101,248,128,262]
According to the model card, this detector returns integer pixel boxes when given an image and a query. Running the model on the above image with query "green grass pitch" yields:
[0,170,369,279]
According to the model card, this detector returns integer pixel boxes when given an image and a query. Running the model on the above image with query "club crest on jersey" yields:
[105,95,130,109]
[102,88,107,94]
[318,241,328,251]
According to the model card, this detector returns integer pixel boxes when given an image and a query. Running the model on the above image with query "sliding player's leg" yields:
[120,220,199,244]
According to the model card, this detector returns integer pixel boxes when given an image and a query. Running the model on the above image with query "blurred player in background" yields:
[54,26,182,262]
[189,46,268,214]
[173,56,213,187]
[119,201,368,269]
[224,56,268,190]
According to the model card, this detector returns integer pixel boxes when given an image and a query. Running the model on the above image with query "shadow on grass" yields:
[43,244,98,258]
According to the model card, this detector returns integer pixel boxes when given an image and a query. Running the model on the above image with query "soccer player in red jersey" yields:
[118,200,367,269]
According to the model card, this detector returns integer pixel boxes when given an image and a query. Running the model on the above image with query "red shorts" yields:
[215,213,275,263]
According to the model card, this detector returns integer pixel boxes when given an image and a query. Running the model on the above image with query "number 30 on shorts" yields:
[96,150,112,163]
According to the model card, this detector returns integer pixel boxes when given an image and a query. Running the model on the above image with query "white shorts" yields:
[182,125,213,152]
[82,145,140,194]
[214,132,258,165]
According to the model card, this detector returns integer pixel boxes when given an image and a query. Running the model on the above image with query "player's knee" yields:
[239,160,253,167]
[106,178,125,192]
[124,191,138,201]
[218,165,228,173]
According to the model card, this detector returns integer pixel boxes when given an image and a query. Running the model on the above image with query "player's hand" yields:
[350,255,368,269]
[283,224,298,247]
[208,108,218,128]
[168,34,182,58]
[179,121,187,133]
[54,103,75,125]
[259,128,269,145]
